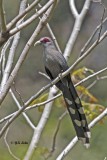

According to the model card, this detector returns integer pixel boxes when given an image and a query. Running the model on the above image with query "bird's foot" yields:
[58,72,63,80]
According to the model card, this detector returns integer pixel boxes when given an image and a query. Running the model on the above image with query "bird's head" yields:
[34,37,52,47]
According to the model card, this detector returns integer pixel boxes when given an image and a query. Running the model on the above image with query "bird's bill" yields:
[34,40,41,46]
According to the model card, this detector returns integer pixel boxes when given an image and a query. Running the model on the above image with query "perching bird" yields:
[35,37,91,148]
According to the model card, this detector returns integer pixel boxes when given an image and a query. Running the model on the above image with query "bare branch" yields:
[0,0,58,138]
[0,65,107,125]
[37,3,61,52]
[12,82,25,105]
[46,112,67,159]
[75,66,107,86]
[0,0,27,94]
[24,87,57,160]
[56,108,107,160]
[69,0,79,18]
[96,3,106,42]
[0,0,6,32]
[7,0,41,30]
[46,23,62,53]
[80,14,107,56]
[4,128,20,160]
[39,71,50,80]
[0,0,55,47]
[0,112,17,124]
[64,0,91,59]
[0,37,13,78]
[9,0,55,36]
[70,30,107,70]
[10,89,36,130]
[0,1,56,105]
[1,27,20,91]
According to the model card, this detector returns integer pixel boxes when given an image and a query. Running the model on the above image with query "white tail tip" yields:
[84,143,90,149]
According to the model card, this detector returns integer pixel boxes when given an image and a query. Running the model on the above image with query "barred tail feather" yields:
[62,83,90,147]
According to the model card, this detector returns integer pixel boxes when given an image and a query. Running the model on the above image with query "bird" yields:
[34,37,91,148]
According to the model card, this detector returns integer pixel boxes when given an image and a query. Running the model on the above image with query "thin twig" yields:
[9,0,55,36]
[37,3,61,53]
[79,16,107,57]
[70,30,107,71]
[39,71,50,80]
[9,89,36,130]
[0,65,107,126]
[96,2,106,42]
[7,0,41,30]
[4,128,20,160]
[46,112,67,159]
[12,81,25,105]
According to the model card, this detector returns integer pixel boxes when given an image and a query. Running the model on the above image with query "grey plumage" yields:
[35,37,91,147]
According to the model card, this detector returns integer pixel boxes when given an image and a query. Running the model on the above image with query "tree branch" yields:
[0,0,27,92]
[7,0,41,30]
[69,30,107,71]
[37,3,61,52]
[9,0,55,36]
[56,108,107,160]
[0,0,55,47]
[64,0,91,59]
[69,0,78,18]
[0,0,58,138]
[79,11,107,56]
[4,128,20,160]
[1,65,107,125]
[24,87,57,160]
[0,0,6,32]
[9,89,36,130]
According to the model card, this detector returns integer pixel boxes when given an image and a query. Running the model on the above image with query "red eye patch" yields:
[40,37,51,43]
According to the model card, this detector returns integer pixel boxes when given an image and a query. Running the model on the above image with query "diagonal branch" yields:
[0,0,55,47]
[0,0,58,138]
[23,87,57,160]
[70,30,107,71]
[56,108,107,160]
[37,3,61,52]
[10,89,36,130]
[7,0,41,30]
[1,65,107,125]
[0,0,56,106]
[9,0,55,36]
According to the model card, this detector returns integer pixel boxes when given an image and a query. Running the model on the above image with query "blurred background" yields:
[0,0,107,159]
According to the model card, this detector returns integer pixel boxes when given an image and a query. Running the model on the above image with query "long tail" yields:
[59,77,91,148]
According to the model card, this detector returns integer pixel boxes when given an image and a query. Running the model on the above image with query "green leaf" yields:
[82,101,105,121]
[77,85,98,103]
[29,93,48,106]
[72,67,95,82]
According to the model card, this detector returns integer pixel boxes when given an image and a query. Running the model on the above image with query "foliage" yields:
[30,67,105,122]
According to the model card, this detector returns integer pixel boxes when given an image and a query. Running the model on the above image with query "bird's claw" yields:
[58,72,63,80]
